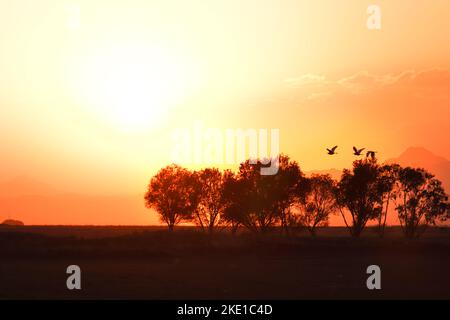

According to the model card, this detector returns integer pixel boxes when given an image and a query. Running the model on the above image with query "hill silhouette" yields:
[386,147,450,192]
[1,219,24,226]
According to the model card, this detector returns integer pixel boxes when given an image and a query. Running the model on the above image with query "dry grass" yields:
[0,226,449,299]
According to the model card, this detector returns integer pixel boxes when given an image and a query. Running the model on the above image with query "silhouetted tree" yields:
[222,203,243,234]
[193,168,228,232]
[273,155,308,235]
[394,167,449,238]
[144,165,200,231]
[376,164,400,237]
[297,174,338,236]
[221,170,247,233]
[337,159,385,237]
[222,160,274,233]
[222,155,304,233]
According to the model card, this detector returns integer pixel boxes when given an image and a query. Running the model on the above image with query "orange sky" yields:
[0,1,449,224]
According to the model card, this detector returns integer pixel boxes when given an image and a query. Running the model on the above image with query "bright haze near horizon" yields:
[0,0,449,225]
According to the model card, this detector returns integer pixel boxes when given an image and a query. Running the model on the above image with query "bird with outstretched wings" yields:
[353,146,365,156]
[327,146,338,155]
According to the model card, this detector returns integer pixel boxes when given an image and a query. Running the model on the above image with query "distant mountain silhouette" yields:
[386,147,450,192]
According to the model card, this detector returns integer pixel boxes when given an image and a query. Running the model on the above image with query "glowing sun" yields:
[77,45,188,131]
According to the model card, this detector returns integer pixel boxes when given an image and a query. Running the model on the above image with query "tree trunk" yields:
[352,222,363,238]
[381,196,390,237]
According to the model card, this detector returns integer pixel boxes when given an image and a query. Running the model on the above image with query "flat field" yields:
[0,226,449,299]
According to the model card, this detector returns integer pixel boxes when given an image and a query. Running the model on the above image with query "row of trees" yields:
[144,155,450,238]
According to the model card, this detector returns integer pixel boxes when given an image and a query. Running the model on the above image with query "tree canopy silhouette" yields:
[376,164,400,237]
[192,168,228,232]
[144,165,200,231]
[144,154,449,238]
[222,155,305,233]
[337,159,385,237]
[394,167,449,238]
[297,174,338,236]
[221,159,277,233]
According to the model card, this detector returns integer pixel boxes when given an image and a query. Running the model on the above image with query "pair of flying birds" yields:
[326,146,377,159]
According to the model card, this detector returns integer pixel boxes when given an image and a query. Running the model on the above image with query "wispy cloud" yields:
[285,69,450,100]
[284,74,327,88]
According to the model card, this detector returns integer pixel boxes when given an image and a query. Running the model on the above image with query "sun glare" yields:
[76,46,189,132]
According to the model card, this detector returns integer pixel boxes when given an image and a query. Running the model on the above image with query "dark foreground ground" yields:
[0,226,449,300]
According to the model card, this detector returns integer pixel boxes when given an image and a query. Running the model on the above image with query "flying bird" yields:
[327,146,338,155]
[353,146,365,156]
[366,151,377,159]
